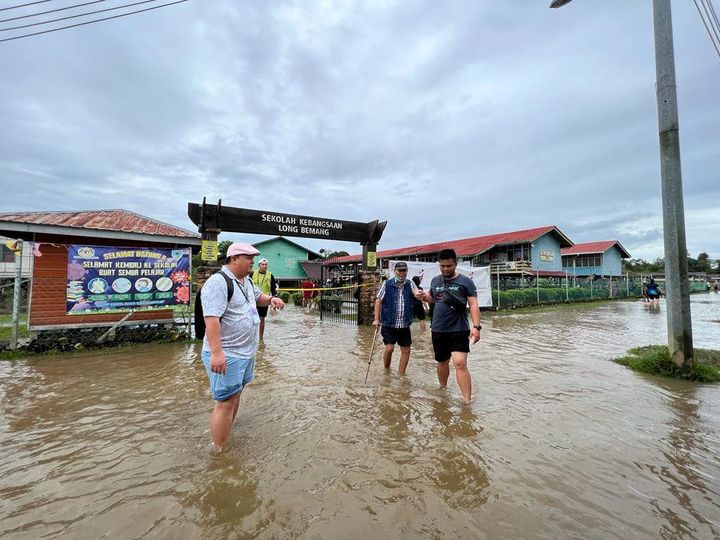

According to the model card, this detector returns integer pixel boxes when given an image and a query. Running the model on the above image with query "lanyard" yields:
[236,279,251,303]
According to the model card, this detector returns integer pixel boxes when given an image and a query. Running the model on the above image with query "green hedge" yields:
[492,286,634,308]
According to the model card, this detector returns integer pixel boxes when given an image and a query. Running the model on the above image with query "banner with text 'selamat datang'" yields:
[66,245,191,314]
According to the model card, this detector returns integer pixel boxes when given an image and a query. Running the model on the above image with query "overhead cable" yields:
[0,0,53,12]
[1,0,167,32]
[0,0,187,43]
[692,0,720,61]
[704,0,720,40]
[0,0,105,24]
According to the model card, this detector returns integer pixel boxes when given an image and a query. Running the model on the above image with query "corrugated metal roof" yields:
[328,225,573,264]
[0,209,199,239]
[561,241,630,258]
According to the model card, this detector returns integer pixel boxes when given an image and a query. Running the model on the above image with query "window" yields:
[0,244,16,263]
[575,255,602,267]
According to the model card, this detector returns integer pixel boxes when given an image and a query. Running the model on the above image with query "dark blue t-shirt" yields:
[430,274,477,332]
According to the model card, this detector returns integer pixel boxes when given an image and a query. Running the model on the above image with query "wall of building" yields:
[530,233,563,272]
[0,237,33,279]
[255,238,312,280]
[562,246,624,277]
[29,235,191,329]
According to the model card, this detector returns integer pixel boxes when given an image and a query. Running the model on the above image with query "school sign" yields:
[66,245,191,314]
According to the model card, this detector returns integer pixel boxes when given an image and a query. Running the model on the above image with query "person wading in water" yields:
[416,248,482,404]
[251,258,278,339]
[201,243,285,450]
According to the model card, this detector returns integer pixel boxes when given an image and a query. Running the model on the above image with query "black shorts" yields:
[431,330,470,362]
[381,326,412,347]
[257,306,269,318]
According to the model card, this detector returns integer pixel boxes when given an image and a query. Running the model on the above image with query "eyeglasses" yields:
[396,269,408,272]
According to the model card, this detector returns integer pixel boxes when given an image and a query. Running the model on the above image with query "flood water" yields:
[1,294,719,539]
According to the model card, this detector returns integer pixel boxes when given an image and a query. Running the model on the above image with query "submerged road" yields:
[1,293,719,538]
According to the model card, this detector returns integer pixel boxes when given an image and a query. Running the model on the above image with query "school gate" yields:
[317,262,363,324]
[188,199,386,325]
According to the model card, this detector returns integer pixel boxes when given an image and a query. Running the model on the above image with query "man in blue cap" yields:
[372,261,418,375]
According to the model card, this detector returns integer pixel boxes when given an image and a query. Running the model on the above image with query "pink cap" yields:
[226,242,260,257]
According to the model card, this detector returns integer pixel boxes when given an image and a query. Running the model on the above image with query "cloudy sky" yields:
[1,0,718,261]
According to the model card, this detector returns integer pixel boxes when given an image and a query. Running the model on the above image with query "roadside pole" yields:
[11,239,23,351]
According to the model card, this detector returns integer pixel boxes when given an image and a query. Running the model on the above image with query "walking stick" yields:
[364,327,379,384]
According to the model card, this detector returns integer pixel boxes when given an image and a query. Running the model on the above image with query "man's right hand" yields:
[372,319,380,329]
[210,351,227,375]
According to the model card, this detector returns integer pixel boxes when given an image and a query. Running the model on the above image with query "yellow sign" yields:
[366,251,377,268]
[201,240,218,262]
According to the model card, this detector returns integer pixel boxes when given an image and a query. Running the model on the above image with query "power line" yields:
[693,0,720,61]
[700,0,720,43]
[0,0,187,43]
[1,0,105,24]
[0,0,53,12]
[1,0,164,32]
[704,0,720,39]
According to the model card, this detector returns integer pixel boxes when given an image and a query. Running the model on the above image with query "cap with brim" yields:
[226,243,260,257]
[394,261,408,269]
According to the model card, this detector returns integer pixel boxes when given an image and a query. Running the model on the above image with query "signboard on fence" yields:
[386,260,493,307]
[66,245,191,314]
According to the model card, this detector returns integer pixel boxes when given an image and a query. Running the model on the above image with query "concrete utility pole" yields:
[652,0,693,367]
[551,0,693,368]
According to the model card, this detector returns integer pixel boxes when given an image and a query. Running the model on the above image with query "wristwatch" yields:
[473,324,482,330]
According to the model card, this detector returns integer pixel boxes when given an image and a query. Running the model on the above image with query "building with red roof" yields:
[328,225,575,277]
[561,241,631,277]
[0,209,201,331]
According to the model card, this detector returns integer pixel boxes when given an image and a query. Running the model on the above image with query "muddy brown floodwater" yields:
[1,294,719,538]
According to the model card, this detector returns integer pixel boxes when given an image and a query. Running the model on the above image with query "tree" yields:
[696,252,711,273]
[324,250,349,259]
[218,240,233,260]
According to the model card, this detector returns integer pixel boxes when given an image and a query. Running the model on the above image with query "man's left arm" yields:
[468,296,481,344]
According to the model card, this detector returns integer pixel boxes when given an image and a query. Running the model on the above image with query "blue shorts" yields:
[202,351,255,401]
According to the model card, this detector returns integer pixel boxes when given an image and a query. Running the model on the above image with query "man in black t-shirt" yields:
[416,248,482,404]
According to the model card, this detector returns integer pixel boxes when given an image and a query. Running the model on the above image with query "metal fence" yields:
[490,274,710,309]
[319,264,360,324]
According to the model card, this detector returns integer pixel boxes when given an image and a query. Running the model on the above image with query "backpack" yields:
[194,271,235,340]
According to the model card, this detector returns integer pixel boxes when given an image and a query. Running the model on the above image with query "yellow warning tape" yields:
[278,282,372,293]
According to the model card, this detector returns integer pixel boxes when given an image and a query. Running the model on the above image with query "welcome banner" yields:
[66,245,191,314]
[386,260,493,307]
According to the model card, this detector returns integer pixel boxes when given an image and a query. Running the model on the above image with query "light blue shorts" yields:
[201,351,255,401]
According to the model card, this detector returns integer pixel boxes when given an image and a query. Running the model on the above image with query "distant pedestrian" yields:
[252,258,278,339]
[301,278,316,308]
[646,278,661,308]
[373,261,418,375]
[416,248,482,404]
[201,243,284,450]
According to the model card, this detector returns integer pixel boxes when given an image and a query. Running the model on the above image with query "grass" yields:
[613,345,720,383]
[0,315,30,342]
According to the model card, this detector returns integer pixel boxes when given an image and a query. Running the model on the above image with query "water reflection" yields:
[652,383,720,539]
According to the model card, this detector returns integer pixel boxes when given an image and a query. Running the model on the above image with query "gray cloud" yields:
[0,0,718,261]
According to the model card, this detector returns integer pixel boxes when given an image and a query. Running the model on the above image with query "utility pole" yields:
[11,239,23,351]
[653,0,693,367]
[551,0,694,367]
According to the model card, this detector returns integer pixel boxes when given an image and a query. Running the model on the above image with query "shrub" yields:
[613,345,720,383]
